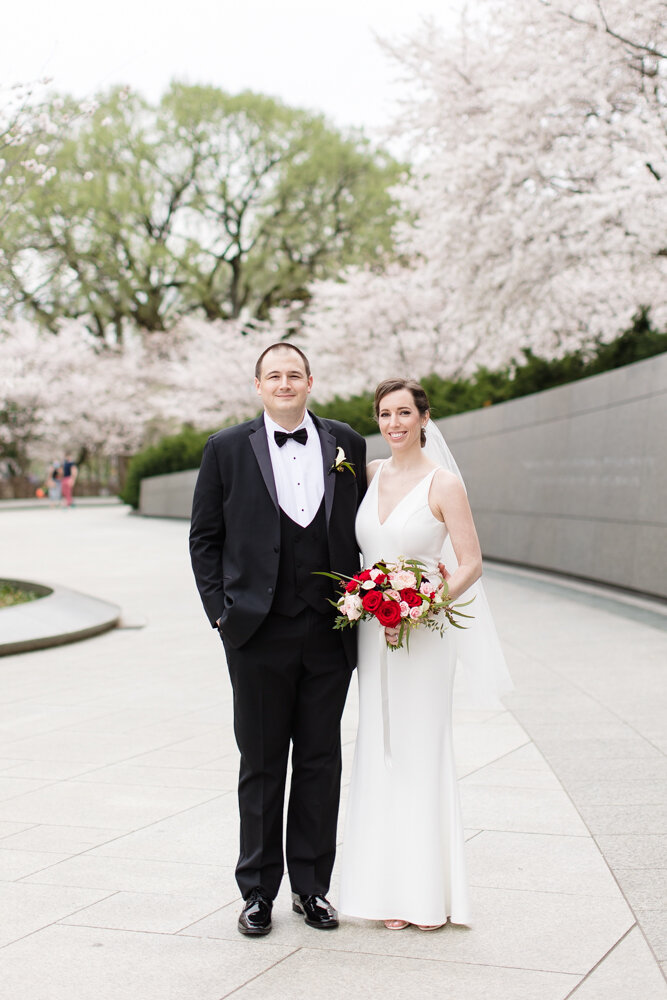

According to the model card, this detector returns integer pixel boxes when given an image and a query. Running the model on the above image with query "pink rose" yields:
[399,601,410,618]
[388,570,417,590]
[409,606,423,620]
[341,593,363,621]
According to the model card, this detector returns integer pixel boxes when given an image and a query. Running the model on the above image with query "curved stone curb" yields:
[485,560,667,630]
[0,497,123,512]
[0,578,120,657]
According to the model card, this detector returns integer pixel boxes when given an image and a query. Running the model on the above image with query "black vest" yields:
[271,500,333,616]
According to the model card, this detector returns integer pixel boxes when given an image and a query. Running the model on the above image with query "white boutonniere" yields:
[330,446,356,476]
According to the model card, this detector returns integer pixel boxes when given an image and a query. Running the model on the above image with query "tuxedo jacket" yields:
[189,410,367,662]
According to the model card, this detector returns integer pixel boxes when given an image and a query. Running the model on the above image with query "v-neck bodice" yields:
[356,462,448,573]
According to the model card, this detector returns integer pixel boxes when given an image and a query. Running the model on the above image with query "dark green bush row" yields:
[121,308,665,507]
[312,307,667,433]
[120,427,215,509]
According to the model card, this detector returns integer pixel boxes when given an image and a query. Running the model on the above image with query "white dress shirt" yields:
[264,411,325,527]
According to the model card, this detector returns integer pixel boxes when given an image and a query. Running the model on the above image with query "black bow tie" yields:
[274,427,308,447]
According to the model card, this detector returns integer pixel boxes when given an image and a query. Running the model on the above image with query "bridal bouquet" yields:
[321,557,473,651]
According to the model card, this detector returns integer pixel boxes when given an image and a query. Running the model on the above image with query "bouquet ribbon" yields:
[379,629,393,768]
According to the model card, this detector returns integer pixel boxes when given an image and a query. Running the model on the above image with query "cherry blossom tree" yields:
[301,0,667,390]
[0,81,99,332]
[0,81,96,222]
[151,316,287,431]
[0,320,151,483]
[4,2,666,480]
[0,313,299,483]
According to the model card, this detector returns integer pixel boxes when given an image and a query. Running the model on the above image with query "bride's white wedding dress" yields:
[339,463,471,926]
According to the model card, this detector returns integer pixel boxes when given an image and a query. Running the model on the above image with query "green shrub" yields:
[123,308,666,507]
[120,427,215,508]
[315,307,667,426]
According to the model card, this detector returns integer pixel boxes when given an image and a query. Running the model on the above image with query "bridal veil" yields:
[423,420,514,709]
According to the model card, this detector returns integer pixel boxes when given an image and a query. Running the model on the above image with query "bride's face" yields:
[377,389,427,452]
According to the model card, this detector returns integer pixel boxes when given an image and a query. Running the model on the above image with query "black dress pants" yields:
[222,607,353,901]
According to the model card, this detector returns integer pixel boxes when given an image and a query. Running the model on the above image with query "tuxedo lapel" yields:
[249,417,279,511]
[312,413,337,527]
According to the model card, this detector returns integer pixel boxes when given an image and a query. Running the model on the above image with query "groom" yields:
[189,343,366,936]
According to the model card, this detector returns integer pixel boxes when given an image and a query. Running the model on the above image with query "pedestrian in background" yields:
[61,453,78,508]
[46,462,62,506]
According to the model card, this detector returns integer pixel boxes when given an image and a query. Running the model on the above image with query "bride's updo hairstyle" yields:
[374,377,430,448]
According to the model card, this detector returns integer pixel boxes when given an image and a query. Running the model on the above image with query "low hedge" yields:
[120,427,215,509]
[121,308,666,507]
[313,307,667,431]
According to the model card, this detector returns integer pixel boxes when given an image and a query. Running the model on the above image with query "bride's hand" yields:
[385,627,400,646]
[438,561,451,581]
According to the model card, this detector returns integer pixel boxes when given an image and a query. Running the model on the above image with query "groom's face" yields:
[255,348,313,429]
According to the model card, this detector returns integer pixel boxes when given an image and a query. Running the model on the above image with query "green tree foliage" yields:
[0,84,402,343]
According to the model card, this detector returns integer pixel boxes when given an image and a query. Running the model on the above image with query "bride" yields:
[339,377,512,930]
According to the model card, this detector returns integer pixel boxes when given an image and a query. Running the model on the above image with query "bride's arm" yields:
[430,469,482,601]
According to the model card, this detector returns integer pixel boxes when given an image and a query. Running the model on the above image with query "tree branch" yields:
[538,0,667,60]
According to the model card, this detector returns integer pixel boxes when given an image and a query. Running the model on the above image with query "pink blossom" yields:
[399,601,410,618]
[384,589,400,602]
[409,606,423,620]
[298,3,667,388]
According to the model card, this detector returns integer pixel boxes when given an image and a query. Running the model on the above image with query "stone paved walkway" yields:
[0,505,665,1000]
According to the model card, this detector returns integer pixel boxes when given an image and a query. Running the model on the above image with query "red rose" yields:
[372,571,387,585]
[358,570,372,582]
[362,590,383,613]
[345,580,359,593]
[400,588,422,608]
[375,600,401,627]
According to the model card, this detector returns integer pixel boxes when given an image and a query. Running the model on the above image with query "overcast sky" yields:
[4,0,463,134]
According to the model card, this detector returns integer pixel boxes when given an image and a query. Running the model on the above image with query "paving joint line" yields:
[217,947,302,999]
[561,922,639,997]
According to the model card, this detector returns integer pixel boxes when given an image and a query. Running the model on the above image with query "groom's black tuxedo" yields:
[189,410,366,901]
[190,411,366,664]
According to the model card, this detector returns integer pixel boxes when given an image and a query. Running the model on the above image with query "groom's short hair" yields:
[255,343,311,380]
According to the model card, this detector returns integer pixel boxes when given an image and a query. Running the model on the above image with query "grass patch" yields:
[0,582,40,608]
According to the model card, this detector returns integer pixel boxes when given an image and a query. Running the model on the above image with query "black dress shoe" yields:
[292,892,339,929]
[238,888,273,936]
